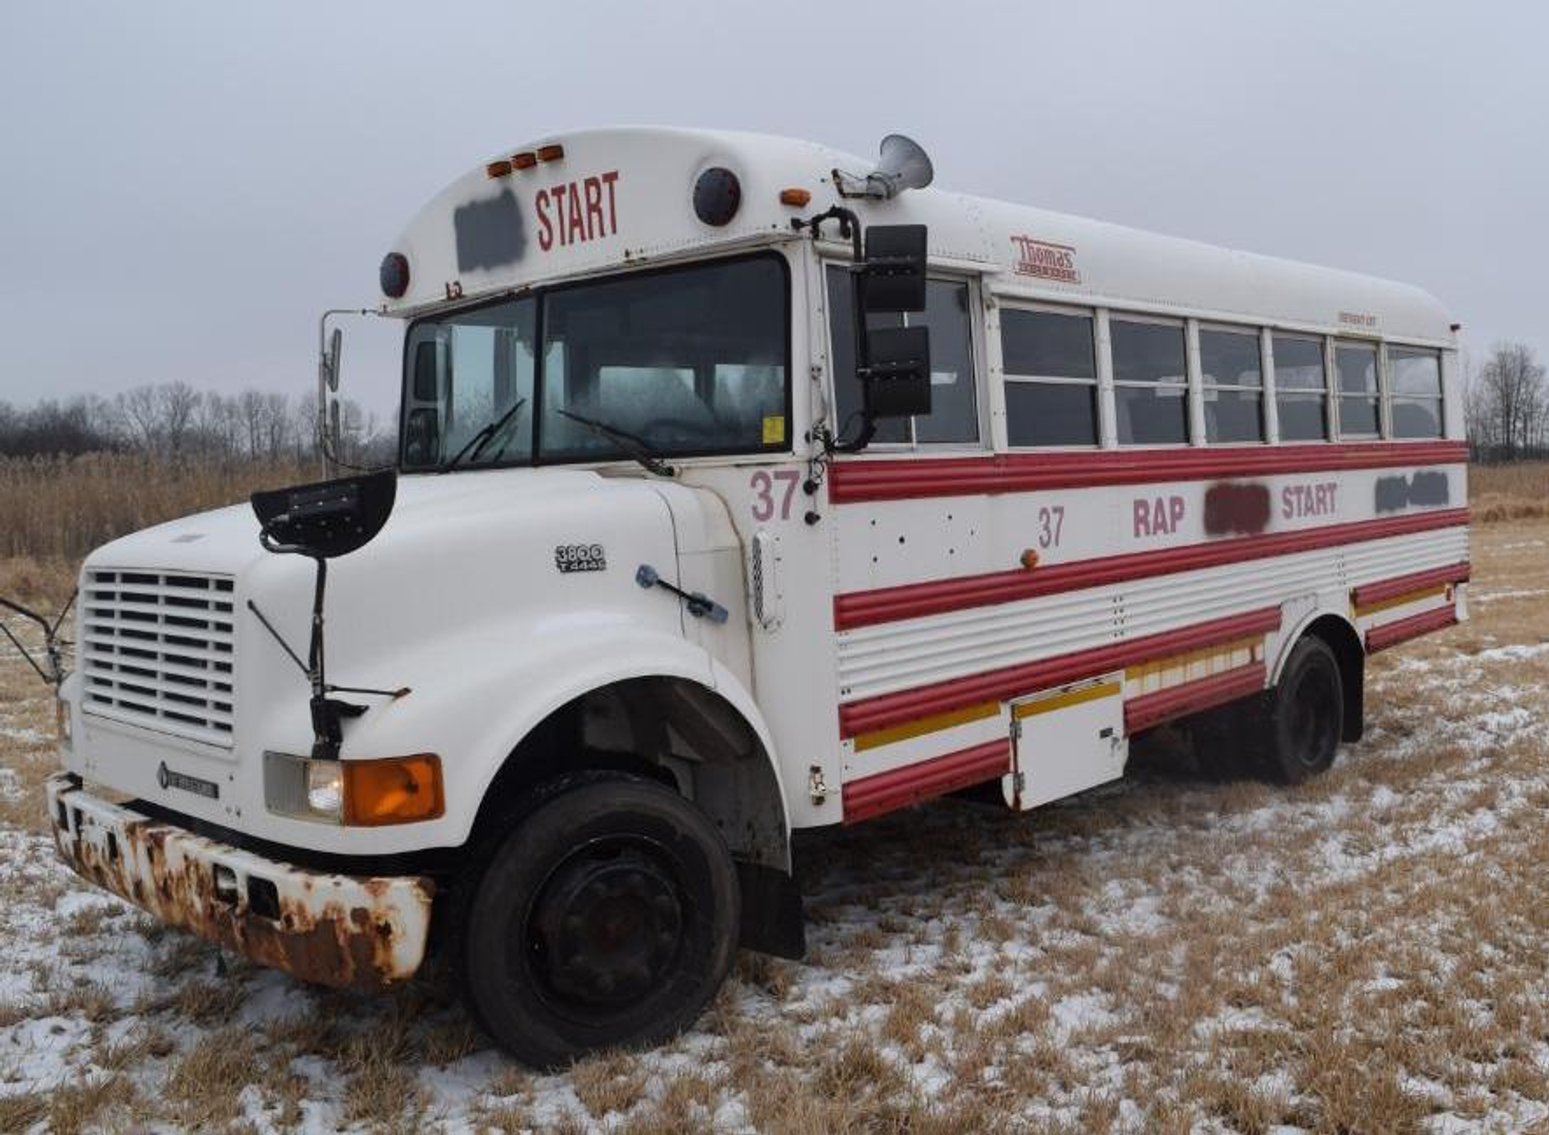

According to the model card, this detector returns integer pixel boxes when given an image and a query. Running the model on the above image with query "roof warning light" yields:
[379,252,410,299]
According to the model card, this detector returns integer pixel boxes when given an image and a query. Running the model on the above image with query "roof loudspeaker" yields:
[833,134,934,201]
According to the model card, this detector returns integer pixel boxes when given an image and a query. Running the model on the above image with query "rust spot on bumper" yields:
[47,775,433,994]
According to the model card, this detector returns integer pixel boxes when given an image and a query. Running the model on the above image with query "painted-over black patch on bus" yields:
[1375,470,1450,513]
[454,188,526,273]
[1204,482,1271,536]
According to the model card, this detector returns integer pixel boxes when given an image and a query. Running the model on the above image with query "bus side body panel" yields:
[826,447,1469,817]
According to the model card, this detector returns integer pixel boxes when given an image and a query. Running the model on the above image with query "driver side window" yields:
[826,266,981,446]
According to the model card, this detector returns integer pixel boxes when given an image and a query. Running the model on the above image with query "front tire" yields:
[1257,637,1344,784]
[461,772,739,1068]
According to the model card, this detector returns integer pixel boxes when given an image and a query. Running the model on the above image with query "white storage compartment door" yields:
[1005,675,1128,811]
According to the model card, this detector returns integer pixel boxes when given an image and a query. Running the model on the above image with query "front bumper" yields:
[46,773,435,993]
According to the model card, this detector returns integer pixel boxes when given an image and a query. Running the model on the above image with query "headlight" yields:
[265,752,444,827]
[265,752,343,824]
[307,761,344,815]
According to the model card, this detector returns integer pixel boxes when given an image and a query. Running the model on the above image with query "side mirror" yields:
[324,328,343,392]
[863,325,932,419]
[860,224,927,314]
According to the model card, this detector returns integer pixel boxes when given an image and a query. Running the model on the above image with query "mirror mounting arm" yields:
[316,307,379,480]
[252,471,398,760]
[790,206,864,262]
[793,207,877,454]
[0,592,76,690]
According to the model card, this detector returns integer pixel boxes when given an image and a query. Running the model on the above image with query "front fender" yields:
[334,615,785,852]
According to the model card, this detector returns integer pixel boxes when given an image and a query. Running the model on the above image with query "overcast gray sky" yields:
[2,1,1543,419]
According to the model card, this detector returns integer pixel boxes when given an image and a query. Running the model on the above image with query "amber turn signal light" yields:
[779,188,811,207]
[1019,549,1040,569]
[342,754,445,827]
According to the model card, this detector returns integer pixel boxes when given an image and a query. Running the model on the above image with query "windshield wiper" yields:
[554,408,676,477]
[439,398,527,473]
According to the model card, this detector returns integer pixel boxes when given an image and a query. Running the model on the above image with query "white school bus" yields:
[43,127,1467,1066]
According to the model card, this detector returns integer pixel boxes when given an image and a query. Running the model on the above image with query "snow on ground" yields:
[1,525,1548,1132]
[1471,587,1549,605]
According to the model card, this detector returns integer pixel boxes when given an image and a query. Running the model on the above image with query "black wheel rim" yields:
[523,838,687,1021]
[1287,659,1339,769]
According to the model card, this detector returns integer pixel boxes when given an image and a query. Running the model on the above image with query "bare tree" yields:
[194,392,241,457]
[156,381,201,455]
[1,383,391,464]
[1474,342,1548,459]
[116,385,161,452]
[291,394,318,461]
[261,392,291,459]
[237,390,267,458]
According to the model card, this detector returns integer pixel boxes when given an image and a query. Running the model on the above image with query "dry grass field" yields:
[0,453,310,561]
[0,465,1546,1132]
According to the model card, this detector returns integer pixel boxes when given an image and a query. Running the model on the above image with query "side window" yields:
[1111,317,1188,445]
[827,266,980,446]
[1335,342,1380,437]
[1387,347,1443,438]
[1002,308,1099,447]
[1199,327,1265,443]
[1274,334,1328,441]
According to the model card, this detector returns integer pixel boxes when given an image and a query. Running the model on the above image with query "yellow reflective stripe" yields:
[852,701,1000,753]
[1013,680,1122,719]
[1125,635,1260,681]
[1353,584,1448,618]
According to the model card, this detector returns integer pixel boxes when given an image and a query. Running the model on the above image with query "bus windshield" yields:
[400,255,789,472]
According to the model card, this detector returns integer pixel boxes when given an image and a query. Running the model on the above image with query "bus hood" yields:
[82,467,692,578]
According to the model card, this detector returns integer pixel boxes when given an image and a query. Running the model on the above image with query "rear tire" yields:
[460,772,739,1069]
[1256,637,1344,784]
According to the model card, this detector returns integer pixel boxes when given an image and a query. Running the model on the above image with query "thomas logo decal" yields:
[1011,236,1080,284]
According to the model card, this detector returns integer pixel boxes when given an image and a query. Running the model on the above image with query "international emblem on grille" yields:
[156,760,220,799]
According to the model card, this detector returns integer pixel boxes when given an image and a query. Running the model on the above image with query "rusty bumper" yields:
[46,773,434,993]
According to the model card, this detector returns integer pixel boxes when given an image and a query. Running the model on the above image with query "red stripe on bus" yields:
[1365,606,1459,653]
[835,508,1470,631]
[840,606,1281,738]
[1351,561,1471,608]
[828,440,1467,504]
[1124,662,1266,735]
[843,738,1010,824]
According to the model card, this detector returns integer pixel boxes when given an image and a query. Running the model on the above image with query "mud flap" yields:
[735,858,805,960]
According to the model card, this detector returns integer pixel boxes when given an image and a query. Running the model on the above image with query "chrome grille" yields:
[81,570,236,746]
